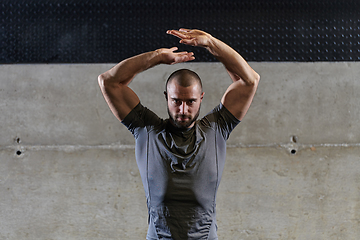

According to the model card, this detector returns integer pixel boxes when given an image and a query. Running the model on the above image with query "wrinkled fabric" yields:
[122,103,239,240]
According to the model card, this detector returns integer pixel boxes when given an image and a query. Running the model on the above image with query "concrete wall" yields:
[1,62,359,239]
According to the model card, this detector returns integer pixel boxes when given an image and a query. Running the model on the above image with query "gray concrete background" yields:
[1,62,359,239]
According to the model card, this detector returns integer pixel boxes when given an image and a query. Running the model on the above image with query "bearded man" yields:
[98,28,260,240]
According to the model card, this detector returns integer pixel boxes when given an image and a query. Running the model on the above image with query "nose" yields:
[179,102,188,114]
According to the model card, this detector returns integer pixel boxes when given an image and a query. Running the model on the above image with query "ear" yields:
[200,92,205,101]
[164,91,168,101]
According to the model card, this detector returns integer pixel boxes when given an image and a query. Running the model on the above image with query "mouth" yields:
[178,119,188,122]
[177,116,190,122]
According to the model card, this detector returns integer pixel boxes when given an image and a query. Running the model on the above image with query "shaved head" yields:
[165,69,203,94]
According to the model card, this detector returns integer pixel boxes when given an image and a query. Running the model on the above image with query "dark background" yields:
[1,0,360,63]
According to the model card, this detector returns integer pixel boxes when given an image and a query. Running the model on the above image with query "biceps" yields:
[100,83,140,121]
[221,81,258,120]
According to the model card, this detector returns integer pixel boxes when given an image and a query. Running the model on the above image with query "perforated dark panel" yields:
[1,0,360,63]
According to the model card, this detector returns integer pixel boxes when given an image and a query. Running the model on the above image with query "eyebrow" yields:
[171,97,197,101]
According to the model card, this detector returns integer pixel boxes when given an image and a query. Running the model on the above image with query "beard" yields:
[168,106,201,130]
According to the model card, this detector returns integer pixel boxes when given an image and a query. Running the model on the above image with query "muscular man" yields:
[98,28,260,240]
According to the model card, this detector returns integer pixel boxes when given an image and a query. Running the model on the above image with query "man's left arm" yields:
[167,28,260,121]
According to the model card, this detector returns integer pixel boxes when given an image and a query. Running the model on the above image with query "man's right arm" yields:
[98,47,195,121]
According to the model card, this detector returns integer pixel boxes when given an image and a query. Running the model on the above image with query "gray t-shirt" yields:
[122,103,239,240]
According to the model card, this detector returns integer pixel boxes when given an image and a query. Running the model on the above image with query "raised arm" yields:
[167,28,260,121]
[98,47,195,121]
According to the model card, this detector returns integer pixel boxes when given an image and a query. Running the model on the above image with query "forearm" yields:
[206,36,260,85]
[98,50,162,86]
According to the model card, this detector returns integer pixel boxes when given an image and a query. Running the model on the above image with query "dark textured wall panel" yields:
[1,0,360,63]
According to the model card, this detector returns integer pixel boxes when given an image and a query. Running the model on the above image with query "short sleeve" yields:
[201,103,240,140]
[121,102,162,138]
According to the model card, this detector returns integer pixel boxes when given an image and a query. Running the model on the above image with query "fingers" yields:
[167,47,193,56]
[169,46,178,52]
[167,29,191,34]
[179,38,196,46]
[179,28,191,32]
[177,51,194,58]
[167,29,194,39]
[174,51,195,62]
[186,52,195,58]
[166,47,194,59]
[167,30,186,39]
[173,53,195,64]
[167,28,203,47]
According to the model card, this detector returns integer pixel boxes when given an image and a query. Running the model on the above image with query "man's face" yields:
[166,80,204,129]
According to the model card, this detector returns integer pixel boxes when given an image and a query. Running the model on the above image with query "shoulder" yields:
[202,103,239,124]
[199,103,240,139]
[122,102,164,136]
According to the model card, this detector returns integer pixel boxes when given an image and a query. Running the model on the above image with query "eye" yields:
[188,100,195,105]
[172,99,181,105]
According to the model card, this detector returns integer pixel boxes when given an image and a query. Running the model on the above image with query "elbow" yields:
[98,73,112,89]
[254,72,260,85]
[98,74,104,88]
[246,72,260,87]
